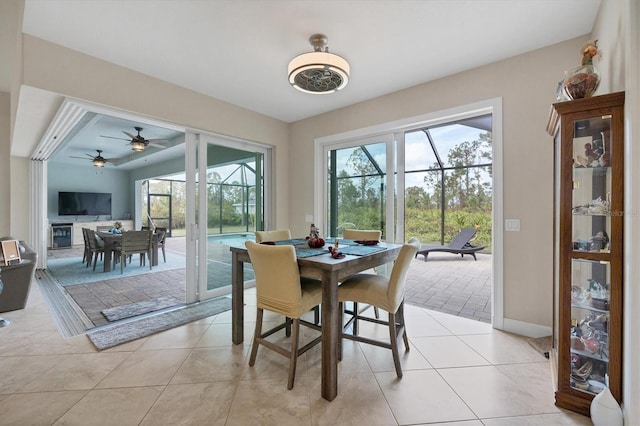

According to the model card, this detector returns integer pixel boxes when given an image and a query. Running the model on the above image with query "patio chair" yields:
[112,230,153,274]
[415,228,485,261]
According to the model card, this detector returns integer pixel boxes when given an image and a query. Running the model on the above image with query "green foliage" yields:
[331,131,493,251]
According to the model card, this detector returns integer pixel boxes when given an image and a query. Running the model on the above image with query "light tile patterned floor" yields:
[0,284,592,425]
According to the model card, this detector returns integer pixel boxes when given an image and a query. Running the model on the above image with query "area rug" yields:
[101,295,182,322]
[87,296,232,350]
[527,335,552,358]
[47,253,186,286]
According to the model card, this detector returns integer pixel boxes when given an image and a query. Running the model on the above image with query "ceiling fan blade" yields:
[122,131,137,139]
[100,135,130,141]
[147,139,170,144]
[69,155,90,160]
[147,142,167,149]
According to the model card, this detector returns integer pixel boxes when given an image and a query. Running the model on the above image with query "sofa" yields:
[0,237,37,312]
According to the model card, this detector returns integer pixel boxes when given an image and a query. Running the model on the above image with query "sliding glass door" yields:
[326,135,395,240]
[188,133,269,301]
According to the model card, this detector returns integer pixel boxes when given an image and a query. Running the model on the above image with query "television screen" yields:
[58,192,112,216]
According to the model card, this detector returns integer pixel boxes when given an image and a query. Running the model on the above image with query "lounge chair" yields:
[415,228,485,261]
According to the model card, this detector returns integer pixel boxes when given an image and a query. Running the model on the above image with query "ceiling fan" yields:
[100,126,170,152]
[70,149,115,168]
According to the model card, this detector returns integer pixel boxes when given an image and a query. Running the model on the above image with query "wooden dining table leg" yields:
[321,270,339,401]
[231,251,244,345]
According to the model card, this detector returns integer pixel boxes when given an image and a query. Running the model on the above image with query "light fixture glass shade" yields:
[93,158,105,167]
[288,51,350,94]
[131,141,146,152]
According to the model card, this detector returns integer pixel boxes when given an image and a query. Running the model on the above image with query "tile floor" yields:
[0,283,592,425]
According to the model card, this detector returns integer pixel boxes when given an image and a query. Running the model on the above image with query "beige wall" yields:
[592,0,626,93]
[0,91,10,235]
[289,36,589,328]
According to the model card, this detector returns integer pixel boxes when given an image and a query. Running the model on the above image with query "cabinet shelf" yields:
[547,91,624,417]
[570,348,609,363]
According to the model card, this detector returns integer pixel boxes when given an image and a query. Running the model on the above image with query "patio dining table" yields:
[97,231,161,273]
[229,238,402,401]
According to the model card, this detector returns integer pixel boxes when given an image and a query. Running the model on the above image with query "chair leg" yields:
[120,253,125,274]
[287,318,300,390]
[162,245,166,263]
[353,302,359,335]
[249,308,263,366]
[92,253,98,271]
[313,305,320,325]
[398,302,410,350]
[388,312,403,378]
[374,306,380,319]
[285,317,292,337]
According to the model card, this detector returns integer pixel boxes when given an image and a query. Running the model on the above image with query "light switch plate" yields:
[505,219,520,231]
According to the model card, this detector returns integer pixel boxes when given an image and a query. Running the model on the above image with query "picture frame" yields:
[1,240,22,266]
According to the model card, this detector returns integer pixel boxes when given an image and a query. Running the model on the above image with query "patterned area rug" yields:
[47,254,186,286]
[87,296,232,350]
[100,295,182,322]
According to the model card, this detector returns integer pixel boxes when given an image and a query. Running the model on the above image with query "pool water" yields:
[207,233,255,248]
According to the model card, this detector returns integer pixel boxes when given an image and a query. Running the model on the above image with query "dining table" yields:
[97,231,161,273]
[229,238,402,401]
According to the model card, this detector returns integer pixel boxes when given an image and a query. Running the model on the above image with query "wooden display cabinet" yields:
[546,91,624,416]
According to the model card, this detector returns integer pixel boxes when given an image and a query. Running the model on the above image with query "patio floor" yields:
[46,236,492,328]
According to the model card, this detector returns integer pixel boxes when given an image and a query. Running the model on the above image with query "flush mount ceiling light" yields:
[288,34,350,94]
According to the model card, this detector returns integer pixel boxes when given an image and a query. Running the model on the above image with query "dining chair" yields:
[81,228,90,264]
[254,228,320,324]
[342,229,383,321]
[112,230,153,274]
[245,240,322,390]
[337,237,420,378]
[254,229,291,243]
[85,229,105,271]
[154,227,167,263]
[343,229,382,242]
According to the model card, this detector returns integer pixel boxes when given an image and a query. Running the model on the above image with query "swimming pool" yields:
[207,233,255,248]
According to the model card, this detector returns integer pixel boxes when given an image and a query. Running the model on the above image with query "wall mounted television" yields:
[58,192,112,216]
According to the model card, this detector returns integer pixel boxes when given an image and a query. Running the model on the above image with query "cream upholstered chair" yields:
[254,229,291,243]
[343,229,382,242]
[245,240,322,389]
[338,237,420,378]
[342,229,383,320]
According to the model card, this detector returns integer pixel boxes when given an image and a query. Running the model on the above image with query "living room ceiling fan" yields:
[100,126,170,152]
[69,149,116,168]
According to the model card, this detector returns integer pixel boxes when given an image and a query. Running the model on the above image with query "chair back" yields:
[343,229,382,241]
[387,238,421,312]
[96,225,112,232]
[86,229,100,251]
[245,241,302,317]
[254,229,291,243]
[82,227,90,247]
[448,228,477,249]
[155,227,167,244]
[121,230,153,253]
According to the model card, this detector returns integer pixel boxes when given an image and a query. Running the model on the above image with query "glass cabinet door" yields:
[569,259,610,395]
[571,115,612,253]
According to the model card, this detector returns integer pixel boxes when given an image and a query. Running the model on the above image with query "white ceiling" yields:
[13,0,602,167]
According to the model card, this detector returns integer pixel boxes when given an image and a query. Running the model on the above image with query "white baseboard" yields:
[500,317,552,338]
